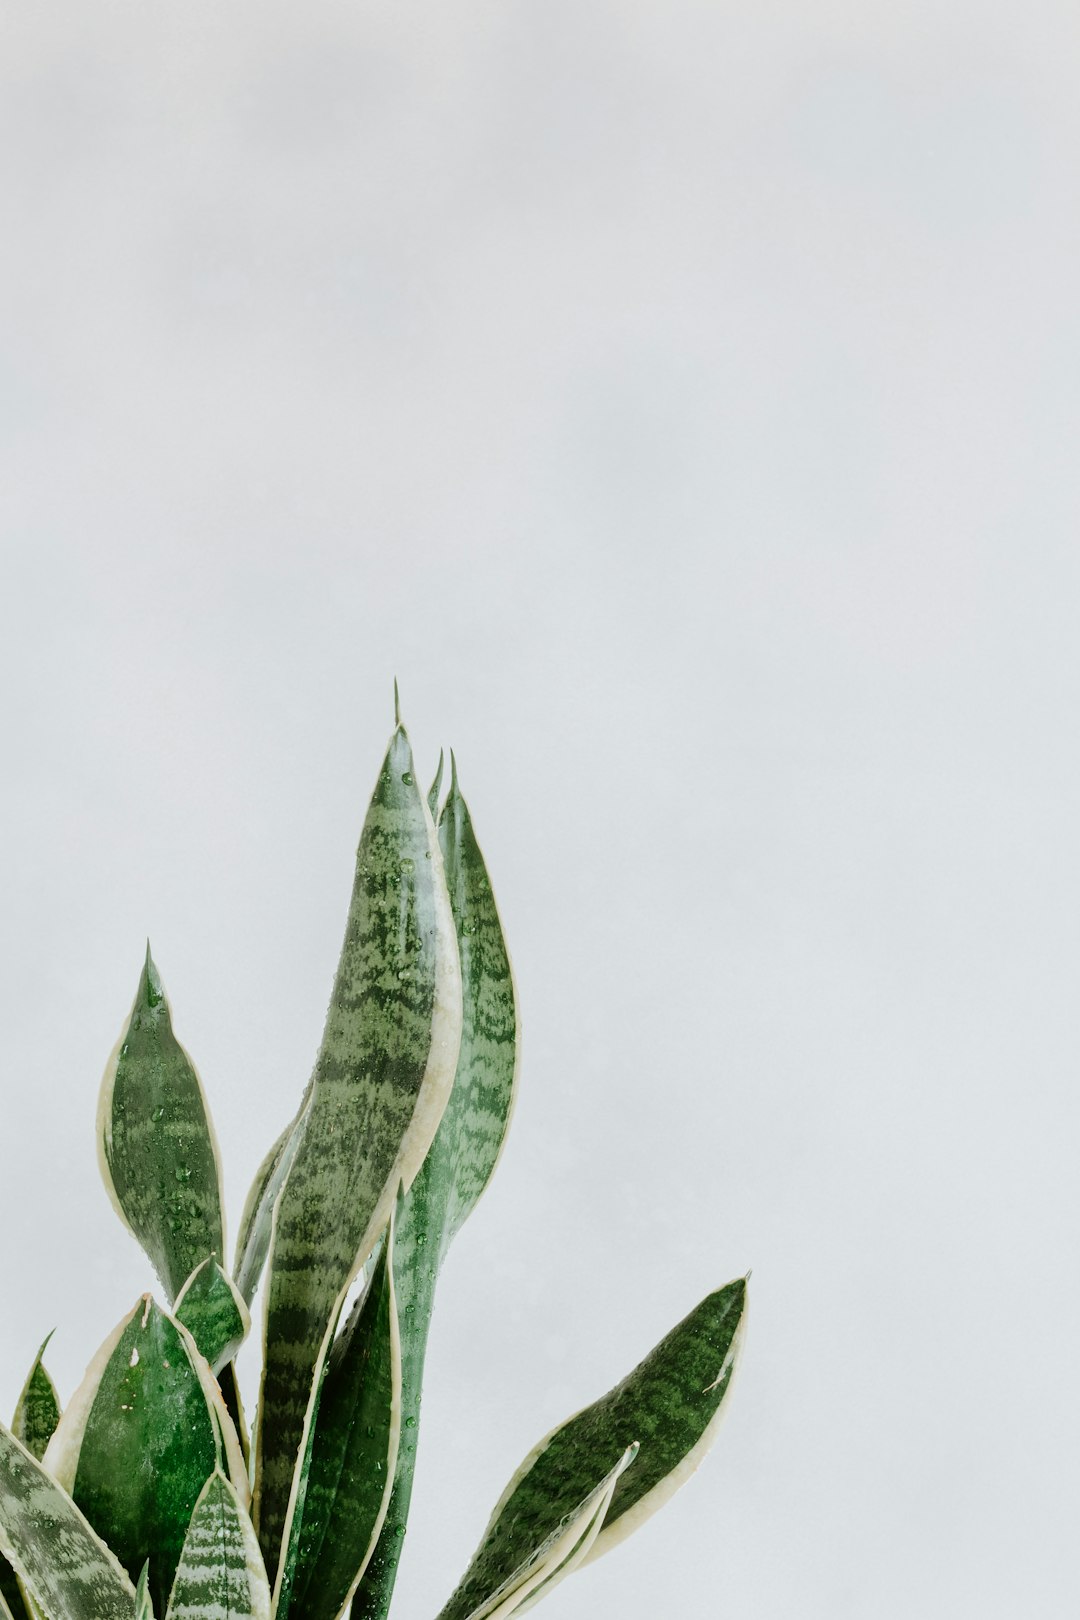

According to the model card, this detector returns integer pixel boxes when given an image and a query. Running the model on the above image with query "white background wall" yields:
[1,3,1077,1615]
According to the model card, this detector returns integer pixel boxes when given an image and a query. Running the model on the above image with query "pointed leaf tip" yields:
[449,747,460,797]
[393,678,401,727]
[427,750,445,818]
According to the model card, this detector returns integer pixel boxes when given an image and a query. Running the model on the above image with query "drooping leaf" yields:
[281,1207,400,1620]
[252,723,462,1582]
[43,1297,247,1617]
[0,1421,136,1620]
[434,1280,747,1620]
[164,1471,270,1620]
[134,1563,152,1620]
[354,761,519,1620]
[97,946,225,1301]
[12,1336,60,1460]
[437,1446,637,1620]
[233,1116,304,1310]
[176,1260,250,1375]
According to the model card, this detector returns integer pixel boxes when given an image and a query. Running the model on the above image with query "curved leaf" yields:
[233,1117,304,1310]
[165,1472,269,1620]
[0,1421,136,1620]
[355,761,519,1620]
[134,1564,153,1620]
[97,946,225,1301]
[434,1280,747,1620]
[176,1261,250,1375]
[43,1297,247,1616]
[252,723,461,1582]
[12,1337,60,1461]
[436,1447,636,1620]
[282,1208,400,1620]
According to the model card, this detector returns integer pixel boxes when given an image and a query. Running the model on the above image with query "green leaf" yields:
[434,1280,747,1620]
[436,1447,636,1620]
[97,945,225,1301]
[354,761,519,1620]
[252,723,462,1583]
[281,1208,401,1620]
[43,1297,248,1617]
[134,1564,152,1620]
[0,1420,136,1620]
[176,1260,250,1375]
[426,751,444,819]
[233,1117,304,1309]
[164,1472,269,1620]
[12,1337,60,1461]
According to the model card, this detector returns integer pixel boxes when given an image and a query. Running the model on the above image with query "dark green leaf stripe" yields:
[97,946,225,1301]
[0,1421,136,1620]
[43,1297,248,1617]
[12,1336,60,1463]
[233,1116,304,1309]
[435,1281,746,1620]
[164,1472,269,1620]
[283,1209,400,1620]
[354,762,519,1620]
[253,725,461,1584]
[176,1260,250,1374]
[437,1447,636,1620]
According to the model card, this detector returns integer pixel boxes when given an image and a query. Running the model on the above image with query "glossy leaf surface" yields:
[253,724,461,1581]
[176,1260,250,1374]
[0,1422,136,1620]
[12,1338,60,1461]
[283,1214,400,1620]
[165,1472,270,1620]
[98,947,224,1301]
[435,1281,746,1620]
[44,1298,247,1616]
[354,764,519,1620]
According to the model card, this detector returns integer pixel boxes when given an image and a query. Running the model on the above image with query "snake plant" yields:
[0,701,748,1620]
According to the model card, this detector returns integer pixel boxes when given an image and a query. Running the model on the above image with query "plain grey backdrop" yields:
[0,2,1077,1615]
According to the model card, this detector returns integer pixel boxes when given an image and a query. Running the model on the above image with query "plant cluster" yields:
[0,707,747,1620]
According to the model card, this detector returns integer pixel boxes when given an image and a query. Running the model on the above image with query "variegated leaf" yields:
[165,1472,269,1620]
[0,1421,136,1620]
[233,1117,304,1310]
[434,1280,747,1620]
[354,760,519,1620]
[134,1564,152,1620]
[12,1337,60,1461]
[253,723,461,1582]
[176,1260,250,1375]
[43,1297,247,1617]
[281,1207,400,1620]
[437,1447,636,1620]
[98,946,225,1301]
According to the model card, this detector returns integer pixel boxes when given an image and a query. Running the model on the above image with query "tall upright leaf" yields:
[253,723,462,1583]
[12,1337,60,1461]
[233,1116,305,1310]
[0,1422,136,1620]
[355,758,519,1620]
[176,1260,250,1375]
[282,1209,401,1620]
[97,946,225,1301]
[434,1280,747,1620]
[165,1472,270,1620]
[43,1297,247,1616]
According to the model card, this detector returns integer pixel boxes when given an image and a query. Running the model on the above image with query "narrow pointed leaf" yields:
[218,1365,250,1471]
[165,1472,270,1620]
[355,766,518,1620]
[426,752,444,819]
[233,1117,304,1309]
[253,724,461,1582]
[176,1260,250,1374]
[0,1421,136,1620]
[43,1297,247,1616]
[282,1211,400,1620]
[437,1447,636,1620]
[97,947,225,1301]
[134,1564,153,1620]
[12,1337,60,1462]
[435,1281,746,1620]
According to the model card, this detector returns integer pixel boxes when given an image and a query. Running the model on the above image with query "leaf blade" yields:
[97,946,225,1301]
[165,1471,270,1620]
[12,1336,60,1462]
